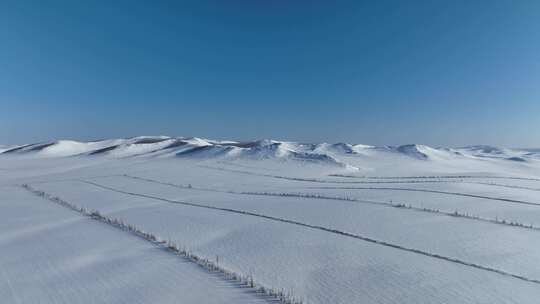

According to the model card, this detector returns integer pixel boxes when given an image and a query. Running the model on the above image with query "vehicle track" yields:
[76,179,540,286]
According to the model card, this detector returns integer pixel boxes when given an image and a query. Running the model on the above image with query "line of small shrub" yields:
[22,184,304,304]
[124,175,540,232]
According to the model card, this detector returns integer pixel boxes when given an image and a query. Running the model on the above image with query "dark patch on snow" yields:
[220,141,260,148]
[330,143,357,154]
[396,144,429,159]
[163,140,188,149]
[1,143,35,154]
[27,142,55,151]
[88,145,120,155]
[176,145,234,158]
[506,157,527,162]
[289,151,344,166]
[133,138,169,144]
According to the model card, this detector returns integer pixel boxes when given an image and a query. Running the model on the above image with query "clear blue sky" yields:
[1,0,539,147]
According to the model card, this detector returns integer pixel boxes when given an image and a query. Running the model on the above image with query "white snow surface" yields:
[2,136,540,303]
[0,186,270,304]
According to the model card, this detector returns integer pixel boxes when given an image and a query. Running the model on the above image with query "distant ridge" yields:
[1,136,538,165]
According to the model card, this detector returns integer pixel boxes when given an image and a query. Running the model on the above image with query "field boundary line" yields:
[22,183,304,304]
[76,179,540,286]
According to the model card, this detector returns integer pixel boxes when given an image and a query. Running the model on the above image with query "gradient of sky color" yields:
[1,0,539,147]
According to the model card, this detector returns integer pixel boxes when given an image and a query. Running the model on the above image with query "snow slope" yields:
[0,186,270,304]
[1,137,532,161]
[29,177,540,304]
[0,145,13,153]
[2,136,540,303]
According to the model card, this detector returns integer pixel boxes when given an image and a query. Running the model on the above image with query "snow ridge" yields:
[2,137,539,165]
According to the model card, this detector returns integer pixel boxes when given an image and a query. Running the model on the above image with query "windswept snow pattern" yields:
[2,136,540,304]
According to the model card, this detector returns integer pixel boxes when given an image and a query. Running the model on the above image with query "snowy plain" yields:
[1,136,540,303]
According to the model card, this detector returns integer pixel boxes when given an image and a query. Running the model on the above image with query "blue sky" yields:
[1,0,539,146]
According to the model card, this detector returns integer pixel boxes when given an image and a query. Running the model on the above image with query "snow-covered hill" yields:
[2,137,538,171]
[2,136,540,304]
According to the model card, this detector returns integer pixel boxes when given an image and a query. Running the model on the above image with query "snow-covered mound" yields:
[392,144,457,160]
[0,137,351,168]
[1,136,176,158]
[312,143,376,156]
[2,136,537,169]
[523,149,540,159]
[456,145,508,159]
[0,145,15,153]
[176,145,238,158]
[395,144,430,159]
[242,141,348,166]
[460,145,506,155]
[2,143,55,154]
[506,156,527,162]
[391,144,493,161]
[456,145,537,161]
[174,139,352,168]
[39,139,126,157]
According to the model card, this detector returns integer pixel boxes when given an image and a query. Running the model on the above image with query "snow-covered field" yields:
[1,136,540,303]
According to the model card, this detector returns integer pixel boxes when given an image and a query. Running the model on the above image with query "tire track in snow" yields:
[78,179,540,286]
[121,174,540,232]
